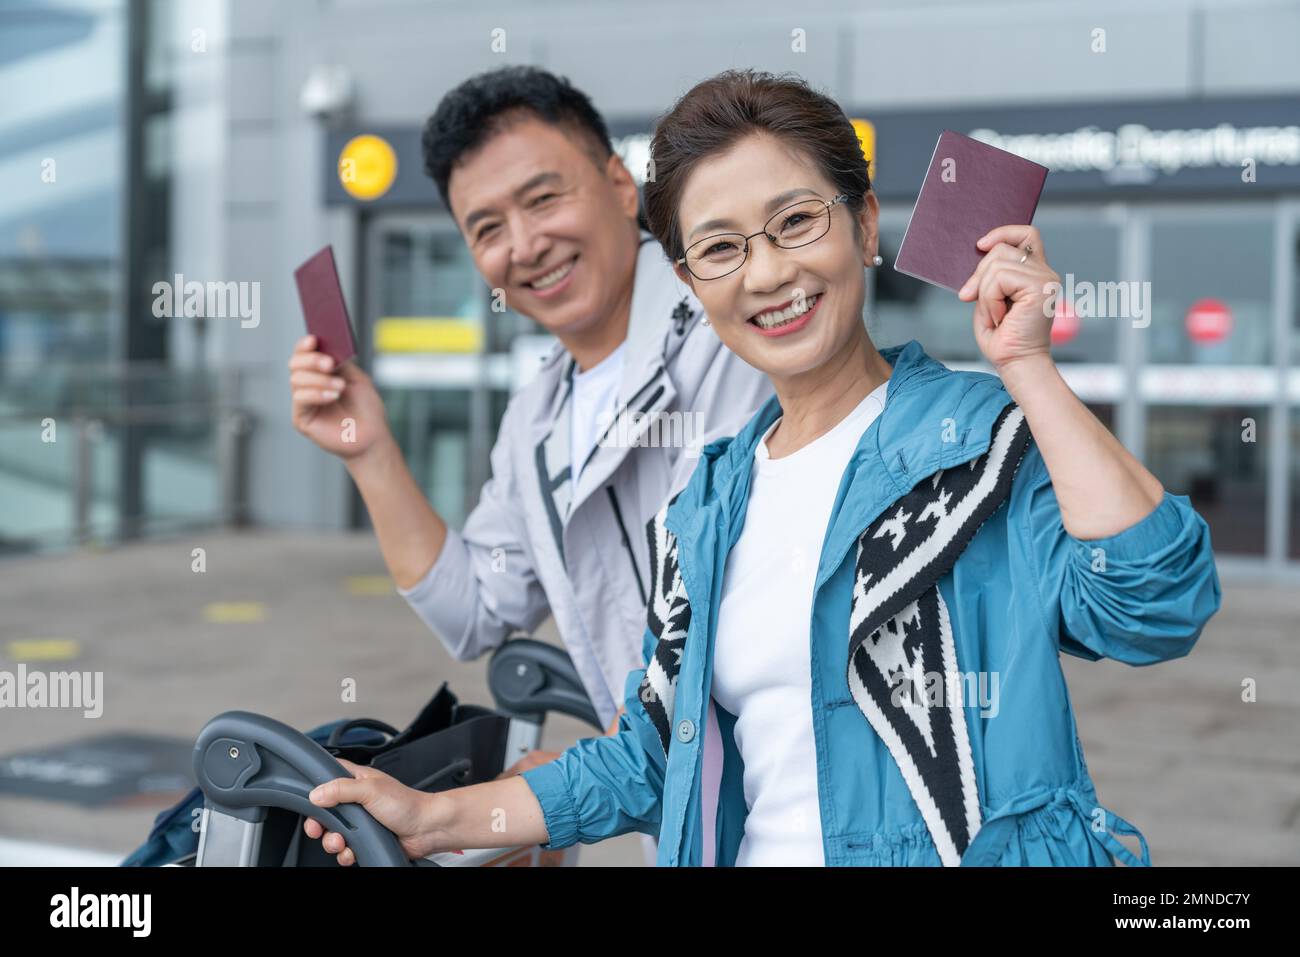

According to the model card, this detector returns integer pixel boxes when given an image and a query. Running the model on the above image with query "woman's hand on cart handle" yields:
[306,758,443,865]
[307,757,552,864]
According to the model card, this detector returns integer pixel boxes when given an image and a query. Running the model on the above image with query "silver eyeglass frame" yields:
[676,193,851,281]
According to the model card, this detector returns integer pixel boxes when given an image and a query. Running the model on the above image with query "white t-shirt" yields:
[569,341,627,482]
[710,378,889,866]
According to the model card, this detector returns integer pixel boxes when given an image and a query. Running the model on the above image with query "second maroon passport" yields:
[294,245,357,365]
[892,130,1049,293]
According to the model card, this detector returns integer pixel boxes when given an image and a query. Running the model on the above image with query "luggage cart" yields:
[185,638,602,867]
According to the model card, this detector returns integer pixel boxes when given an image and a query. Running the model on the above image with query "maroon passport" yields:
[893,130,1049,293]
[294,246,357,364]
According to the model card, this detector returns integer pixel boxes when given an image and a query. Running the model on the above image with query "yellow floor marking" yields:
[346,575,393,596]
[6,639,80,661]
[203,601,266,623]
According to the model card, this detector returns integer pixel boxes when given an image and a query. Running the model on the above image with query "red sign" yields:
[1050,297,1080,345]
[1185,297,1233,343]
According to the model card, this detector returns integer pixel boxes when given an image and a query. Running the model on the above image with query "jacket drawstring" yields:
[960,785,1151,867]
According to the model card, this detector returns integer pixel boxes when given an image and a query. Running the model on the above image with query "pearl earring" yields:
[871,254,883,267]
[701,315,710,326]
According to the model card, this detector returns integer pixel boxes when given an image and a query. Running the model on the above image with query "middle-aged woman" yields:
[306,69,1221,867]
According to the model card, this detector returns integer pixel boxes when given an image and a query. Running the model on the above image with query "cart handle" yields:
[194,710,414,867]
[489,638,603,730]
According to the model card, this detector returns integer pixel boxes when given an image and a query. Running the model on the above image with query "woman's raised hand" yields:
[957,224,1060,374]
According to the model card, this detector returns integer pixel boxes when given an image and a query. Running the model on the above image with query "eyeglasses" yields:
[677,194,850,281]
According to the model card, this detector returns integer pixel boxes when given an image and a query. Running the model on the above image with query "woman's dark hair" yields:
[422,65,614,213]
[643,69,872,264]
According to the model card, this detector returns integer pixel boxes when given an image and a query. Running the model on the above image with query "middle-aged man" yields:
[288,67,771,775]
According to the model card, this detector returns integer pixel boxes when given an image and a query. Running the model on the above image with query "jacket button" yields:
[676,719,696,743]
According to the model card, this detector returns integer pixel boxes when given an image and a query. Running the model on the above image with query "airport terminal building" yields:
[5,0,1300,574]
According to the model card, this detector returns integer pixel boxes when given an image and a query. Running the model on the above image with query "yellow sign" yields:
[375,317,483,354]
[338,134,398,201]
[851,119,876,179]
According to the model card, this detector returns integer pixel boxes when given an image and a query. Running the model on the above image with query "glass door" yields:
[363,214,512,527]
[1136,201,1284,560]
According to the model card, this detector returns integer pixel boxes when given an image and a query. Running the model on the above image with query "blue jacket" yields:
[521,339,1222,866]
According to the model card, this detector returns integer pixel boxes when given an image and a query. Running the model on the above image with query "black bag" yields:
[283,682,514,867]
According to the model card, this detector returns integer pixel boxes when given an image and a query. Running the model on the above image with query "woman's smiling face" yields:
[674,132,879,381]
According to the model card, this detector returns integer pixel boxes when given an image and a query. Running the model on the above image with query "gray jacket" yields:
[398,233,773,727]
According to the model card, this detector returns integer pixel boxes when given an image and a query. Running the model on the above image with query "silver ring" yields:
[1018,242,1034,264]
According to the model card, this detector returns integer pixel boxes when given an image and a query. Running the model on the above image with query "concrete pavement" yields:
[0,530,1295,866]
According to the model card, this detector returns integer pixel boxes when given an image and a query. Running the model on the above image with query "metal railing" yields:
[0,363,259,552]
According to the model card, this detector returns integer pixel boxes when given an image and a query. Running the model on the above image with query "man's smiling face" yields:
[448,113,641,340]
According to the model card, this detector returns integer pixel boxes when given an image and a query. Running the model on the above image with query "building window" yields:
[1148,217,1273,366]
[1146,405,1269,557]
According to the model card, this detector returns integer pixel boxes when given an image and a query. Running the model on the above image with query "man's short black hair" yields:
[422,65,614,214]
